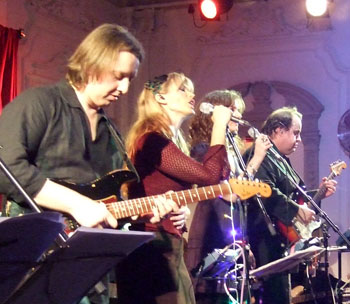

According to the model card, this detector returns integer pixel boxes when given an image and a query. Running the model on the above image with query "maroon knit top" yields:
[128,132,230,236]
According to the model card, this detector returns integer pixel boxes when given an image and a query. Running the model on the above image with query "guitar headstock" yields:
[228,178,272,200]
[330,160,347,176]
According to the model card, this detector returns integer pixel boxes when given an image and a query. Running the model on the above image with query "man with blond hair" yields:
[0,24,181,303]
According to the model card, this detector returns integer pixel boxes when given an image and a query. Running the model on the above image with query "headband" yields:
[144,74,168,94]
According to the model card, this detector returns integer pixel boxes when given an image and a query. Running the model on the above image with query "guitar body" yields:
[276,221,303,245]
[54,169,137,201]
[276,216,322,244]
[54,169,137,234]
[277,191,322,244]
[277,160,346,244]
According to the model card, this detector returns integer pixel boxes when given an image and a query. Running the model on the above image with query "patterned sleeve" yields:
[135,132,230,186]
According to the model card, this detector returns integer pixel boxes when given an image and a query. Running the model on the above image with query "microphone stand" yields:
[276,156,350,304]
[0,153,68,247]
[226,129,276,304]
[278,156,350,248]
[227,130,276,237]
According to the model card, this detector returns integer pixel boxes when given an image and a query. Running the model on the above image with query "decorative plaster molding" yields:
[28,0,68,15]
[271,81,324,114]
[27,0,96,31]
[24,73,58,88]
[116,8,169,38]
[197,0,332,44]
[31,47,71,76]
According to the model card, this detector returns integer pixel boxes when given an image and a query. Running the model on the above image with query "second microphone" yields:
[199,102,251,127]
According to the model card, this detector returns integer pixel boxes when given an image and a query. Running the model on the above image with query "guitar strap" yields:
[266,151,301,185]
[265,152,305,210]
[281,157,301,185]
[266,152,288,177]
[102,113,140,183]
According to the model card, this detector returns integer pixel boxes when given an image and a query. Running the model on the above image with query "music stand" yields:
[2,225,154,304]
[250,246,324,278]
[0,212,65,304]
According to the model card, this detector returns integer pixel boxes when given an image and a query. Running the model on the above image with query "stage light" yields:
[306,0,328,17]
[198,0,234,21]
[200,0,217,19]
[230,229,238,237]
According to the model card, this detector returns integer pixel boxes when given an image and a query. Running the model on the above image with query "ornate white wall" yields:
[1,0,350,281]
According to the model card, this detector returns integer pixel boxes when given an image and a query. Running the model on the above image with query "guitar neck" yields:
[107,183,232,220]
[57,170,271,230]
[312,171,335,205]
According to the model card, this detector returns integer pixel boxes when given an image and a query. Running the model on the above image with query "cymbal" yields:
[337,109,350,155]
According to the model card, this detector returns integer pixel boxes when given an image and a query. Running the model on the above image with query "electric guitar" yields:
[55,169,272,233]
[277,160,346,244]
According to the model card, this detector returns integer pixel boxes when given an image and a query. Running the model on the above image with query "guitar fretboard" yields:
[105,183,231,220]
[312,171,336,205]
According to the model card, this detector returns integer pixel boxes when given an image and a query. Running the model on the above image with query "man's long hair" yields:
[66,23,144,89]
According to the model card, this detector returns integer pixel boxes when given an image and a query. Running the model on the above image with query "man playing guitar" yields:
[243,106,337,304]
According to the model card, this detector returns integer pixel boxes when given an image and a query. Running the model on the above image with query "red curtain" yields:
[0,25,19,115]
[0,25,19,212]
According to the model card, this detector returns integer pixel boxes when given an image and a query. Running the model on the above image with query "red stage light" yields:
[198,0,234,21]
[200,0,218,20]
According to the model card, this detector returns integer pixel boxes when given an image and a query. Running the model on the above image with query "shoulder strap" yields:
[102,113,140,183]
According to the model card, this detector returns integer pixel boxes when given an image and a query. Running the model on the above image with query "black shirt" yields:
[0,80,123,203]
[243,144,302,237]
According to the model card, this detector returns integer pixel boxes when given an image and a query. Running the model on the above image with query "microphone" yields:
[199,102,251,127]
[247,127,282,161]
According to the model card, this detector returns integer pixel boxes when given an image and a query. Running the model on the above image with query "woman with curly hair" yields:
[116,73,233,304]
[185,89,271,304]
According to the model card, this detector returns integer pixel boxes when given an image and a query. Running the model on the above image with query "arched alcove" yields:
[230,81,324,189]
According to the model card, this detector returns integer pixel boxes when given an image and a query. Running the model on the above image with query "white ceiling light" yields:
[306,0,328,17]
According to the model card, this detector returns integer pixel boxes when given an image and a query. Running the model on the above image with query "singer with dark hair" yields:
[115,74,233,304]
[243,106,337,304]
[185,89,271,304]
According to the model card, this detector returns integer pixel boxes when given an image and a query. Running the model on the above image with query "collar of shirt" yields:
[169,125,180,145]
[58,79,83,109]
[58,79,106,124]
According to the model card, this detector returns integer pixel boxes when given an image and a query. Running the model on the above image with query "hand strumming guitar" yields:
[296,203,316,225]
[34,179,118,229]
